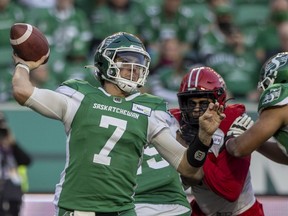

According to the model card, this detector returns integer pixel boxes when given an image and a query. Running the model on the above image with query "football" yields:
[10,23,50,64]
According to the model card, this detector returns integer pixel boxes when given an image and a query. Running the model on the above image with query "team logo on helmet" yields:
[105,32,122,46]
[265,53,288,76]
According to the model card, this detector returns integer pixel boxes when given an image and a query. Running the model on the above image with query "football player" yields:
[226,52,288,164]
[11,32,224,215]
[134,143,191,216]
[172,67,264,215]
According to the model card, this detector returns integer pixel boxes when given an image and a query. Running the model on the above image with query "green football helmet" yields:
[258,52,288,91]
[94,32,151,93]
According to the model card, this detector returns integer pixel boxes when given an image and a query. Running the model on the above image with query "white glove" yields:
[227,113,254,137]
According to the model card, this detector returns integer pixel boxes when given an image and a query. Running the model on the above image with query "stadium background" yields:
[1,0,288,215]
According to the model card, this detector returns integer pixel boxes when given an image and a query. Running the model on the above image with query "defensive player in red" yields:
[171,67,265,215]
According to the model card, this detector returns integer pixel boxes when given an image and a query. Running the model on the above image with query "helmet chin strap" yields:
[116,80,138,94]
[101,75,136,94]
[104,66,142,94]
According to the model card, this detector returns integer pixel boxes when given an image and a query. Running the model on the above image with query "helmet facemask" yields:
[257,70,277,91]
[103,48,150,93]
[178,91,216,127]
[92,32,151,94]
[258,52,288,91]
[178,91,214,145]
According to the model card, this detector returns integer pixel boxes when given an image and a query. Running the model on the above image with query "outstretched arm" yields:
[12,54,70,120]
[12,54,48,104]
[257,140,288,165]
[153,102,225,183]
[226,106,287,157]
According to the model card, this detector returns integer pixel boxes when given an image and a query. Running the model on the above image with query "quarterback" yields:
[11,32,224,215]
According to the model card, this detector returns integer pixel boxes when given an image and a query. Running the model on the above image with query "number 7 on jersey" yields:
[93,115,127,165]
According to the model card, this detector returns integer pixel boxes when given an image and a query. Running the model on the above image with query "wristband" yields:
[186,136,212,167]
[15,62,30,74]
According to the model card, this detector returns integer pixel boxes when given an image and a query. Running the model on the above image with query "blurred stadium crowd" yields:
[1,0,288,105]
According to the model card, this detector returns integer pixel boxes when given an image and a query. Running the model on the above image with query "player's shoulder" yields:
[219,103,246,135]
[224,103,246,114]
[61,79,98,93]
[169,108,181,122]
[136,93,168,111]
[258,83,288,112]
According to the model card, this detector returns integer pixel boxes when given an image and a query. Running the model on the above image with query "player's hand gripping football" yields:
[227,113,254,138]
[13,53,48,71]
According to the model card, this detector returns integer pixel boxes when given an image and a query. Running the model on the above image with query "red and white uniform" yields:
[171,104,264,216]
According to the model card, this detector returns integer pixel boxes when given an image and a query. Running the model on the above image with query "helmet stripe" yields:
[188,70,193,88]
[188,67,202,89]
[194,67,202,88]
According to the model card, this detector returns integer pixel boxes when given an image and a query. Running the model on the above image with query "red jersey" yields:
[170,104,265,216]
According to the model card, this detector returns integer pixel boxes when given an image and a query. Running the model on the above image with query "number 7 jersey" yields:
[53,80,170,212]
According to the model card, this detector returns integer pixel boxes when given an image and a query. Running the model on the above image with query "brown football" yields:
[10,23,50,64]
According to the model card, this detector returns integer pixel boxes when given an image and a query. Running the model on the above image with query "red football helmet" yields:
[178,66,226,104]
[177,66,227,127]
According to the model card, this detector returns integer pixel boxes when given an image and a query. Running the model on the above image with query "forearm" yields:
[226,128,267,157]
[12,53,49,104]
[226,109,283,157]
[12,64,35,105]
[152,128,186,169]
[257,140,288,165]
[226,120,266,157]
[152,129,206,182]
[177,151,204,183]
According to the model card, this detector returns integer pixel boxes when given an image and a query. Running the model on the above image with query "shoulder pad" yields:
[137,93,168,112]
[219,104,246,135]
[169,108,181,123]
[61,79,87,88]
[61,79,97,94]
[258,84,288,113]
